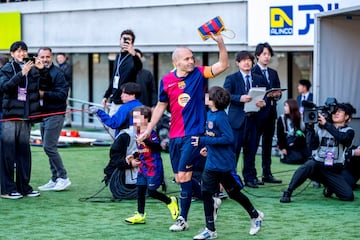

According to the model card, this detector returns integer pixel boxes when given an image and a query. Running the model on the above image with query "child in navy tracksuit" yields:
[191,86,264,239]
[124,106,179,224]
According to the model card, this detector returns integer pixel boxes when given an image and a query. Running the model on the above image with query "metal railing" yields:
[67,97,106,129]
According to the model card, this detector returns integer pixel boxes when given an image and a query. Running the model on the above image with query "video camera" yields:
[303,98,338,124]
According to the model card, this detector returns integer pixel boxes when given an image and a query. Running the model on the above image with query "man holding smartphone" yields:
[102,29,142,138]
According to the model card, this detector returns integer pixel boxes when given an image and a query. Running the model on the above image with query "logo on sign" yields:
[270,6,293,36]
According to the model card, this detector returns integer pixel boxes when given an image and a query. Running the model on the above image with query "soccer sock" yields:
[191,178,202,200]
[180,181,192,221]
[228,189,258,218]
[203,191,215,231]
[137,185,147,214]
[147,189,171,205]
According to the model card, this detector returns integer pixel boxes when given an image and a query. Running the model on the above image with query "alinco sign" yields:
[248,0,358,46]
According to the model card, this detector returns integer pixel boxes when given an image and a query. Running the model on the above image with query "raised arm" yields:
[209,33,229,77]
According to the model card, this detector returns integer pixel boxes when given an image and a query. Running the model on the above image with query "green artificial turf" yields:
[1,145,359,240]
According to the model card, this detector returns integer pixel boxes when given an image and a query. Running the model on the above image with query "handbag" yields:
[197,16,235,41]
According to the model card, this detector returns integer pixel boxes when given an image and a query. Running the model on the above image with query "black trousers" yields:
[233,114,259,182]
[288,159,354,201]
[257,108,276,177]
[0,121,33,195]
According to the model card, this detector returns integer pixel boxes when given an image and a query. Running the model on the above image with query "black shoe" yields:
[280,191,291,203]
[255,178,264,185]
[323,187,333,198]
[64,123,72,128]
[263,175,282,184]
[245,180,259,188]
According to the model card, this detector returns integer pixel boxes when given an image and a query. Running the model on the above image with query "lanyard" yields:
[11,61,28,89]
[115,53,130,77]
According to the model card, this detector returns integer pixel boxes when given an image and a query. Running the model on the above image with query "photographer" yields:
[102,29,142,138]
[280,102,356,203]
[342,146,360,189]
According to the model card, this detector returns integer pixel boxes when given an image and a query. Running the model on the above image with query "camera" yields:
[303,98,338,124]
[123,37,130,44]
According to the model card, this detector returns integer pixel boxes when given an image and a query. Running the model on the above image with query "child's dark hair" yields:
[208,86,230,110]
[120,82,142,99]
[133,106,152,122]
[10,41,28,52]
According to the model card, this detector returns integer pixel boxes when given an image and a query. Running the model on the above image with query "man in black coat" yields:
[135,49,157,109]
[224,51,268,188]
[37,47,71,192]
[252,42,282,184]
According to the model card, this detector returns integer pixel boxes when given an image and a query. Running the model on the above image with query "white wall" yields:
[0,0,247,53]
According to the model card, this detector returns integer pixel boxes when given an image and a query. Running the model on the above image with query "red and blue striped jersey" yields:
[137,130,163,177]
[159,66,212,138]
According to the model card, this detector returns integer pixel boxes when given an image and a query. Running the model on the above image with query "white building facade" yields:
[0,0,358,131]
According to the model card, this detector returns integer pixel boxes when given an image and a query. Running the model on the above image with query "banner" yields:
[0,12,21,50]
[248,0,359,46]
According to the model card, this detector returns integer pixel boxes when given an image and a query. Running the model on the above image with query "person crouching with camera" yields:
[280,102,356,203]
[342,145,360,190]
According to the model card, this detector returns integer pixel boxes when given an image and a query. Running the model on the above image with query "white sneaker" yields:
[26,191,41,197]
[213,197,221,221]
[0,192,23,199]
[53,178,72,191]
[249,210,264,235]
[169,216,189,231]
[38,180,57,191]
[193,228,217,239]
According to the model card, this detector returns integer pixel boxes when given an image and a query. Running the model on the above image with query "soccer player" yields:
[137,33,229,231]
[192,86,264,239]
[124,106,179,224]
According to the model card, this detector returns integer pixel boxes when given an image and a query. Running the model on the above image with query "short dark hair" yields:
[121,29,136,44]
[10,41,28,52]
[254,42,274,58]
[208,86,230,110]
[134,48,143,58]
[0,54,9,67]
[37,47,53,54]
[235,51,254,64]
[299,79,312,91]
[337,103,356,119]
[133,106,152,122]
[120,82,142,99]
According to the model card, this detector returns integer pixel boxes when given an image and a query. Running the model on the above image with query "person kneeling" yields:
[280,103,356,203]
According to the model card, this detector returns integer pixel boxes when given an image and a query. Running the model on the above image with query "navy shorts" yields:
[169,136,202,173]
[201,169,244,194]
[136,171,163,190]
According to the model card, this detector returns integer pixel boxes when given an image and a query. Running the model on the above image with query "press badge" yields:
[324,151,334,166]
[18,87,27,101]
[113,76,120,89]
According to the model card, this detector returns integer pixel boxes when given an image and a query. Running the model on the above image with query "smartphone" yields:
[123,37,130,44]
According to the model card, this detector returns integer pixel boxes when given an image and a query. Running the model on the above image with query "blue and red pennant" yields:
[197,16,225,41]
